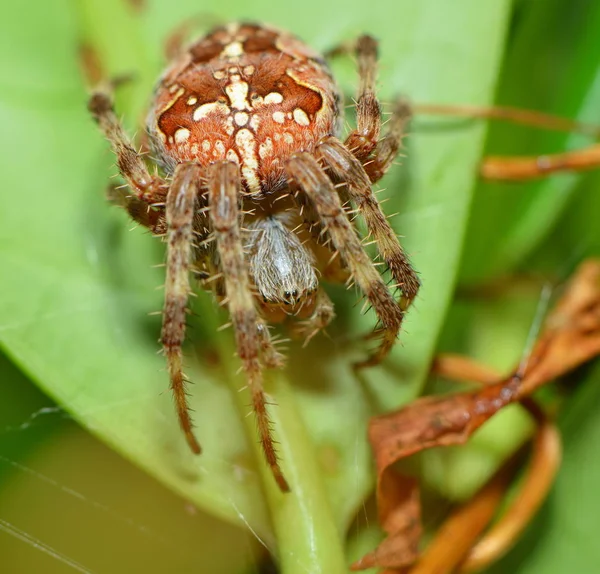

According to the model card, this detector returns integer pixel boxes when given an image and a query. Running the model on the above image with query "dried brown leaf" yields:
[353,259,600,571]
[351,471,421,570]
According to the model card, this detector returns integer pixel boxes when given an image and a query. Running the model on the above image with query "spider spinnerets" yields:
[89,21,420,492]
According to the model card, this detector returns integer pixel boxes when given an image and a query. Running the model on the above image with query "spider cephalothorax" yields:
[89,21,420,492]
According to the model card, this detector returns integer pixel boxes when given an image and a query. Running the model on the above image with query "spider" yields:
[88,21,420,492]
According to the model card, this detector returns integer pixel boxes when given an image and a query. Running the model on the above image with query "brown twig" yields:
[413,103,600,138]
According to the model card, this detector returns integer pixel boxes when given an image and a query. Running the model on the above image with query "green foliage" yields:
[0,0,598,572]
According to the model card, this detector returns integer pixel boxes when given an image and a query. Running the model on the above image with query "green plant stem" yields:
[212,321,347,572]
[259,373,347,574]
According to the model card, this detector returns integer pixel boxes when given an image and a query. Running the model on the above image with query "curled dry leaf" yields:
[353,259,600,571]
[458,404,561,573]
[408,441,521,574]
[402,397,561,574]
[351,470,421,571]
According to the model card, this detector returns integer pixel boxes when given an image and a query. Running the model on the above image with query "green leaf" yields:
[524,167,600,275]
[0,0,512,570]
[0,352,60,472]
[460,0,600,283]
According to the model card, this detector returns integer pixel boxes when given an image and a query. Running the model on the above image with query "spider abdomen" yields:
[146,22,342,195]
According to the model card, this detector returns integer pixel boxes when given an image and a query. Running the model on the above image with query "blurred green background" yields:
[1,0,599,572]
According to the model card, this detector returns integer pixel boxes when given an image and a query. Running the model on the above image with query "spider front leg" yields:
[106,183,165,234]
[207,161,290,493]
[317,137,420,309]
[363,99,412,184]
[161,163,204,455]
[256,321,286,369]
[335,35,412,184]
[344,35,382,162]
[287,153,404,368]
[88,89,166,207]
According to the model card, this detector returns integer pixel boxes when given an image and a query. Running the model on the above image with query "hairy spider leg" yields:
[287,153,404,367]
[292,288,336,345]
[344,35,381,162]
[161,163,204,454]
[317,137,420,311]
[207,162,290,492]
[88,90,166,207]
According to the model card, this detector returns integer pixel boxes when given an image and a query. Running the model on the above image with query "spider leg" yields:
[257,321,286,369]
[337,35,412,184]
[197,206,284,369]
[161,163,204,455]
[298,185,352,282]
[287,153,404,368]
[344,35,382,163]
[88,89,165,203]
[317,137,420,309]
[107,183,165,233]
[207,161,289,492]
[363,99,412,184]
[292,288,335,345]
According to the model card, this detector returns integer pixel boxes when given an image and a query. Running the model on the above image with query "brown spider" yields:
[88,21,420,492]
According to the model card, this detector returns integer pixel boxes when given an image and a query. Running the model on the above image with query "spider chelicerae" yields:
[88,21,420,492]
